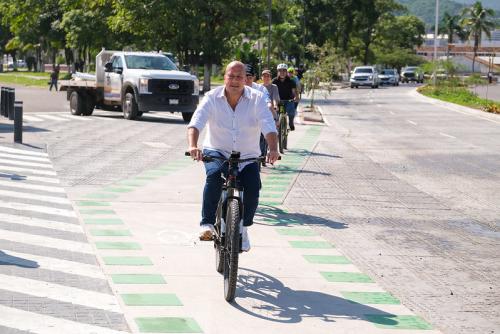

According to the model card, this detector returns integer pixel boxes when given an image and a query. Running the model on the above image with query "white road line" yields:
[0,213,83,233]
[0,250,105,280]
[0,165,57,176]
[0,152,50,163]
[1,174,61,184]
[0,230,93,254]
[57,114,92,121]
[0,305,128,334]
[407,120,418,126]
[36,114,70,122]
[0,189,71,205]
[23,115,44,122]
[376,104,382,108]
[440,132,456,139]
[0,201,77,218]
[389,111,395,115]
[0,274,121,313]
[0,146,48,157]
[0,179,65,193]
[0,158,53,169]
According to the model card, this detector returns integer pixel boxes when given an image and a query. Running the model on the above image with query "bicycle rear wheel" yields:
[223,198,240,302]
[278,115,285,154]
[279,114,287,153]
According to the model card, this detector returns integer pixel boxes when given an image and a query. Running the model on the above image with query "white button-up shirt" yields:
[188,85,277,159]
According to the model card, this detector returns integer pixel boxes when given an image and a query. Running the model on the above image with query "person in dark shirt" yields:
[272,63,298,130]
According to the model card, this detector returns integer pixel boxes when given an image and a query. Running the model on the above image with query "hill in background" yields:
[397,0,499,29]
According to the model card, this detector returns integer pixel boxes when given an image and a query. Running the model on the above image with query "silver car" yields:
[379,69,399,86]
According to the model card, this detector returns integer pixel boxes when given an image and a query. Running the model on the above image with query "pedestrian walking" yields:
[49,65,60,91]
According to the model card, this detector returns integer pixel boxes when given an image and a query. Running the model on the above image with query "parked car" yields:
[350,66,380,88]
[401,66,424,83]
[379,69,399,86]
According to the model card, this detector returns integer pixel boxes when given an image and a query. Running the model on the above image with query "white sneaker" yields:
[199,224,214,241]
[241,226,251,252]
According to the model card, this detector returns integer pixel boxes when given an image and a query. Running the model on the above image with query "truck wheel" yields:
[70,91,84,116]
[182,112,193,122]
[123,92,138,120]
[82,94,95,116]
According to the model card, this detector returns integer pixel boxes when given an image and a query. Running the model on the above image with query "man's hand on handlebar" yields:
[188,147,203,161]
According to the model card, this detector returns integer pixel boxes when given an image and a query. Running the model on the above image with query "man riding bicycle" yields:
[273,63,298,131]
[187,61,280,251]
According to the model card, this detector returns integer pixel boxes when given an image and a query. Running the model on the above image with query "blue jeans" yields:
[284,100,296,129]
[201,150,260,227]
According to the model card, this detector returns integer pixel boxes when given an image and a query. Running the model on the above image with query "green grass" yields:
[419,84,500,114]
[0,71,50,88]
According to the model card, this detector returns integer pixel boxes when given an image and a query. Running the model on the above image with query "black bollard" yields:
[0,88,5,117]
[8,88,15,121]
[14,101,23,143]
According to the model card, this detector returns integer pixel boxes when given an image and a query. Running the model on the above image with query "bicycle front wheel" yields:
[223,198,240,302]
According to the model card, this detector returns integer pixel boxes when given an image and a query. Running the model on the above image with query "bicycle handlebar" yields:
[184,152,280,162]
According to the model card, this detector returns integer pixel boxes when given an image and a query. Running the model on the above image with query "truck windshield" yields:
[125,55,177,70]
[354,68,373,74]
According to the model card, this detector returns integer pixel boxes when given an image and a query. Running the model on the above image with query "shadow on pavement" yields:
[255,205,348,229]
[0,173,27,181]
[232,268,395,324]
[0,251,39,268]
[0,124,50,133]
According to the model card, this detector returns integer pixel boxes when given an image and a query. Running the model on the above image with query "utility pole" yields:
[267,0,272,69]
[433,0,439,86]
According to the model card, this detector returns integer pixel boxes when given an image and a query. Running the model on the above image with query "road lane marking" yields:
[439,132,456,139]
[0,146,48,157]
[23,115,44,122]
[0,201,77,218]
[0,305,129,334]
[0,158,53,169]
[0,250,105,280]
[36,114,70,122]
[0,213,83,233]
[407,120,418,126]
[0,189,71,205]
[58,114,93,121]
[0,152,50,163]
[0,230,93,254]
[390,111,395,115]
[0,179,65,193]
[0,164,57,176]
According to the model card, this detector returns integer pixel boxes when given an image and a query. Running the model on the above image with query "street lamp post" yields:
[433,0,439,86]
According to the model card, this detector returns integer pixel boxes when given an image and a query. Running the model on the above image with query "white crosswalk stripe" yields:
[36,114,71,122]
[0,201,77,218]
[23,115,45,122]
[0,152,50,163]
[0,189,71,205]
[0,250,105,280]
[0,213,83,233]
[0,164,57,176]
[0,157,53,169]
[0,230,93,254]
[0,305,128,334]
[0,146,48,157]
[0,179,65,193]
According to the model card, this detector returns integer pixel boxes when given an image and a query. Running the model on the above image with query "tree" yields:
[440,12,468,58]
[461,1,495,72]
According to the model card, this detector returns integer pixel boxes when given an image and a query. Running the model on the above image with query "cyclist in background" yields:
[288,67,301,112]
[273,63,298,131]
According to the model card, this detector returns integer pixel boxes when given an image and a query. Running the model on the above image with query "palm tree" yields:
[441,12,468,58]
[461,1,495,73]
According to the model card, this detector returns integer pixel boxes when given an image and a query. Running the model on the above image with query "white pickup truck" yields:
[59,50,200,122]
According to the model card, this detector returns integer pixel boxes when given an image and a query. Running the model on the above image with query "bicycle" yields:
[277,100,293,154]
[185,151,265,302]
